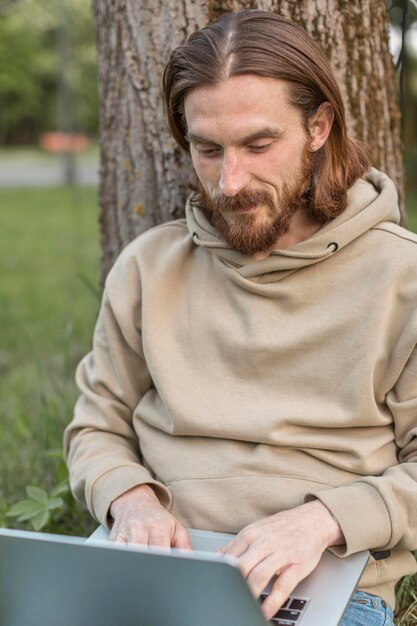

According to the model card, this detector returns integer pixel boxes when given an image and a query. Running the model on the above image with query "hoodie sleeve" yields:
[64,246,172,527]
[305,344,417,557]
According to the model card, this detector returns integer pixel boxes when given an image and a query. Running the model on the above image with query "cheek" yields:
[257,143,306,180]
[192,156,220,188]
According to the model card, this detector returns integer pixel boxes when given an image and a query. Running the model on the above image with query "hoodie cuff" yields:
[304,482,392,556]
[89,465,172,528]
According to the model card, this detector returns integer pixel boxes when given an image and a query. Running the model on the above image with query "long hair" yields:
[163,10,370,220]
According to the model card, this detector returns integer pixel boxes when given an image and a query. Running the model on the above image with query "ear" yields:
[308,102,334,152]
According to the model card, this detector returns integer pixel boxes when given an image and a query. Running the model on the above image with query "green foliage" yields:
[0,184,99,537]
[406,187,417,231]
[7,484,65,531]
[0,0,98,143]
[6,451,96,535]
[388,0,417,25]
[395,573,417,624]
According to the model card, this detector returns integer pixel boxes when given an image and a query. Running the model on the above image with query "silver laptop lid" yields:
[0,527,269,626]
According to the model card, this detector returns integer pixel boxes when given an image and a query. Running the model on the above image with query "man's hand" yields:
[108,484,192,549]
[218,500,344,621]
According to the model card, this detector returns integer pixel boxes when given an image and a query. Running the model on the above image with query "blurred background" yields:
[0,0,416,537]
[0,0,99,535]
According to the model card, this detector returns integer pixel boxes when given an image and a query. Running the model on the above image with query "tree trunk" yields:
[93,0,403,282]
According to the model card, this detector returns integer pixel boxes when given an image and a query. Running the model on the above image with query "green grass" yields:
[0,185,99,535]
[406,188,417,233]
[391,178,417,626]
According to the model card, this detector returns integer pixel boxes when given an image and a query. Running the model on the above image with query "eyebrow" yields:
[186,127,284,146]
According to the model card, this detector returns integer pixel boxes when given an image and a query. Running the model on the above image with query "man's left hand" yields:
[218,500,345,621]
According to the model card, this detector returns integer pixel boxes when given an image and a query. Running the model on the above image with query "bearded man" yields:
[65,10,417,626]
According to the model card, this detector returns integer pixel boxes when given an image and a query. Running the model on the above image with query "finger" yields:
[261,565,302,621]
[124,522,150,545]
[172,524,193,550]
[236,544,272,579]
[109,522,127,543]
[245,554,282,599]
[218,534,250,558]
[110,529,128,544]
[147,527,172,548]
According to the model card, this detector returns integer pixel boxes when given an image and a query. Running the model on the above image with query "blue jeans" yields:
[340,591,394,626]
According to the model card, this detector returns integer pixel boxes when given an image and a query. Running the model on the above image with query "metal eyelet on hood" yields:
[327,242,339,252]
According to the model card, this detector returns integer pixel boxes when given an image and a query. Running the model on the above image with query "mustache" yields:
[199,185,275,213]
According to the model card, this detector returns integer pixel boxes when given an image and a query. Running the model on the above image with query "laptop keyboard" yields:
[260,595,311,625]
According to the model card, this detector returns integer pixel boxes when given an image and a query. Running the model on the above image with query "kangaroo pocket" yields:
[167,474,333,532]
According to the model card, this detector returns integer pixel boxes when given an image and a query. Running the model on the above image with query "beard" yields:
[197,144,314,257]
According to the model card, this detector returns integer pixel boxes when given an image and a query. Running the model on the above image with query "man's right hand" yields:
[108,483,192,549]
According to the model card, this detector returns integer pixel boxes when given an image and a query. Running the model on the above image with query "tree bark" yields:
[93,0,403,282]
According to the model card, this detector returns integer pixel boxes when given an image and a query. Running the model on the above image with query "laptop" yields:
[0,526,368,626]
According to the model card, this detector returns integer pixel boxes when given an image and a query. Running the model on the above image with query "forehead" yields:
[184,75,303,143]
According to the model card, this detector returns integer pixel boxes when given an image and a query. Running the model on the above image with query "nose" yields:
[219,151,250,197]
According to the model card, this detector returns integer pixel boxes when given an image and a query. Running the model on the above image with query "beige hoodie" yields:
[65,168,417,608]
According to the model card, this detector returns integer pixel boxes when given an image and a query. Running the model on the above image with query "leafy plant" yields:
[5,452,96,537]
[7,483,67,531]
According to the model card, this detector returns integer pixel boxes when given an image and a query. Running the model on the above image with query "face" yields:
[184,75,327,256]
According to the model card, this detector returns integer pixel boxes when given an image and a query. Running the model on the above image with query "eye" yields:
[196,147,221,158]
[248,143,273,153]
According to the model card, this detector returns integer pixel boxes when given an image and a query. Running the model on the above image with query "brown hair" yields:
[163,9,370,221]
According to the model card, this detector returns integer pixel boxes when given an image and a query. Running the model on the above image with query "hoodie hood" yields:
[186,168,400,280]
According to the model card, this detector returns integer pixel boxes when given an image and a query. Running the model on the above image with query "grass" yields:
[0,185,99,535]
[396,576,417,624]
[0,180,416,619]
[406,187,417,232]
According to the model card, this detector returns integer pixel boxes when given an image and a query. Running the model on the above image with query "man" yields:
[65,10,417,625]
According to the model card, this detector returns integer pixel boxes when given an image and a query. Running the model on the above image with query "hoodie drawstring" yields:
[192,232,339,259]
